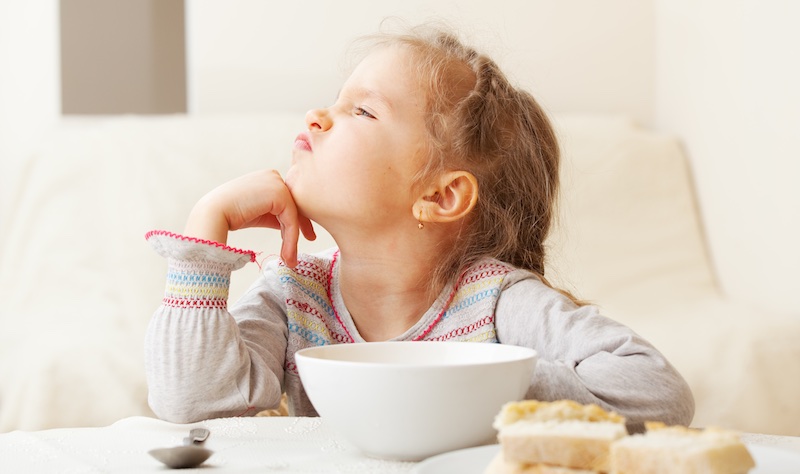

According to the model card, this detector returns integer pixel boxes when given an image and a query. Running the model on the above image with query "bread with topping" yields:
[486,400,627,473]
[485,401,755,474]
[610,422,755,474]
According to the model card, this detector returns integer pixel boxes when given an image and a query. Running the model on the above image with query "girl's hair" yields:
[360,24,582,304]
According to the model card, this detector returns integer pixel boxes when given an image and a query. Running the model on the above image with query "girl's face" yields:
[285,45,428,236]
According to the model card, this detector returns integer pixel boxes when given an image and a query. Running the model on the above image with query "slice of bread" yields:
[488,402,754,474]
[610,422,755,474]
[491,400,627,473]
[485,450,599,474]
[498,420,626,472]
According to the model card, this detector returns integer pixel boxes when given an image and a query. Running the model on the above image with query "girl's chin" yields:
[283,171,306,199]
[283,167,298,186]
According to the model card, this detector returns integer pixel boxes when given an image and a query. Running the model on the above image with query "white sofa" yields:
[1,113,798,435]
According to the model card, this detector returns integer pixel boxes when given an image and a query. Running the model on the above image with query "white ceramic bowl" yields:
[295,341,537,461]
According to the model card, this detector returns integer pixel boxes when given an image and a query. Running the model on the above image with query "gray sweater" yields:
[144,231,695,432]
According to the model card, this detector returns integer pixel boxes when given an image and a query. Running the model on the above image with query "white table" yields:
[1,416,799,473]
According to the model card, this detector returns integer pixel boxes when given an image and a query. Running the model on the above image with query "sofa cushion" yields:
[547,115,717,309]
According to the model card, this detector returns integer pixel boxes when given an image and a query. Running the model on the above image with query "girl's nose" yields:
[305,108,332,132]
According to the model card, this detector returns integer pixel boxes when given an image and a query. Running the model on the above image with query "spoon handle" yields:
[183,427,211,446]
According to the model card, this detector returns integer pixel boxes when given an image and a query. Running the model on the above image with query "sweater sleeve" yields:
[495,271,695,432]
[143,231,288,423]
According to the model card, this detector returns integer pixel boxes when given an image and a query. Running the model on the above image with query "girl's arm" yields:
[144,170,314,423]
[495,273,695,433]
[143,232,288,423]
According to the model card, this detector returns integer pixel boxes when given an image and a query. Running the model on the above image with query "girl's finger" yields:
[299,217,317,241]
[277,207,301,269]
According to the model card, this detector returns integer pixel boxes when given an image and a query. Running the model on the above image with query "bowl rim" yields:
[294,341,537,369]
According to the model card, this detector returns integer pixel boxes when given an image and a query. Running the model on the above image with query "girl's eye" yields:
[354,107,376,119]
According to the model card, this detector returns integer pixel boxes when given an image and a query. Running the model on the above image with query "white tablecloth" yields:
[0,416,415,473]
[1,416,799,473]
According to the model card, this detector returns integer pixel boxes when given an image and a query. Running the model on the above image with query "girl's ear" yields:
[414,171,479,225]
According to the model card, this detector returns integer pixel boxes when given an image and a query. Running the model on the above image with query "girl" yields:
[144,26,694,432]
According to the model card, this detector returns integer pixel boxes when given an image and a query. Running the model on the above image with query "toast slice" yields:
[485,450,599,474]
[491,400,627,473]
[610,422,755,474]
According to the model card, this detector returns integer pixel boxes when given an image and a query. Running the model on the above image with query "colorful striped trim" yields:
[411,266,467,341]
[461,263,514,285]
[464,329,498,343]
[288,320,330,346]
[166,272,229,298]
[278,264,328,304]
[286,299,351,344]
[426,315,495,341]
[162,297,228,309]
[416,261,511,340]
[414,284,459,341]
[145,229,257,262]
[444,286,501,319]
[290,259,328,283]
[162,260,232,309]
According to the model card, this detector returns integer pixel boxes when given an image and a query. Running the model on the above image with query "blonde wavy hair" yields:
[357,24,580,304]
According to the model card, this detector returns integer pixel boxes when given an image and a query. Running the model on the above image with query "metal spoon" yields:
[149,427,214,469]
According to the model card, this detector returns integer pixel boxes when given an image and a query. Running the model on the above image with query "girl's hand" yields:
[184,170,316,268]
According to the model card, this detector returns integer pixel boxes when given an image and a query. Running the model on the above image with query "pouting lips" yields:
[294,132,312,152]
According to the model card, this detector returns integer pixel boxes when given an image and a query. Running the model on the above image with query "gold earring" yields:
[418,209,424,229]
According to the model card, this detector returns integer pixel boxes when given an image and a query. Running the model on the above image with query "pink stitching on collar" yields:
[327,250,356,343]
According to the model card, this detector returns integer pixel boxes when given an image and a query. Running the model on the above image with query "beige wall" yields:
[60,0,186,114]
[0,1,60,229]
[655,0,800,313]
[186,0,656,124]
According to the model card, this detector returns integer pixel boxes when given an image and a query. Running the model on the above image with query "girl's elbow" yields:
[147,393,216,424]
[671,379,696,427]
[648,377,696,428]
